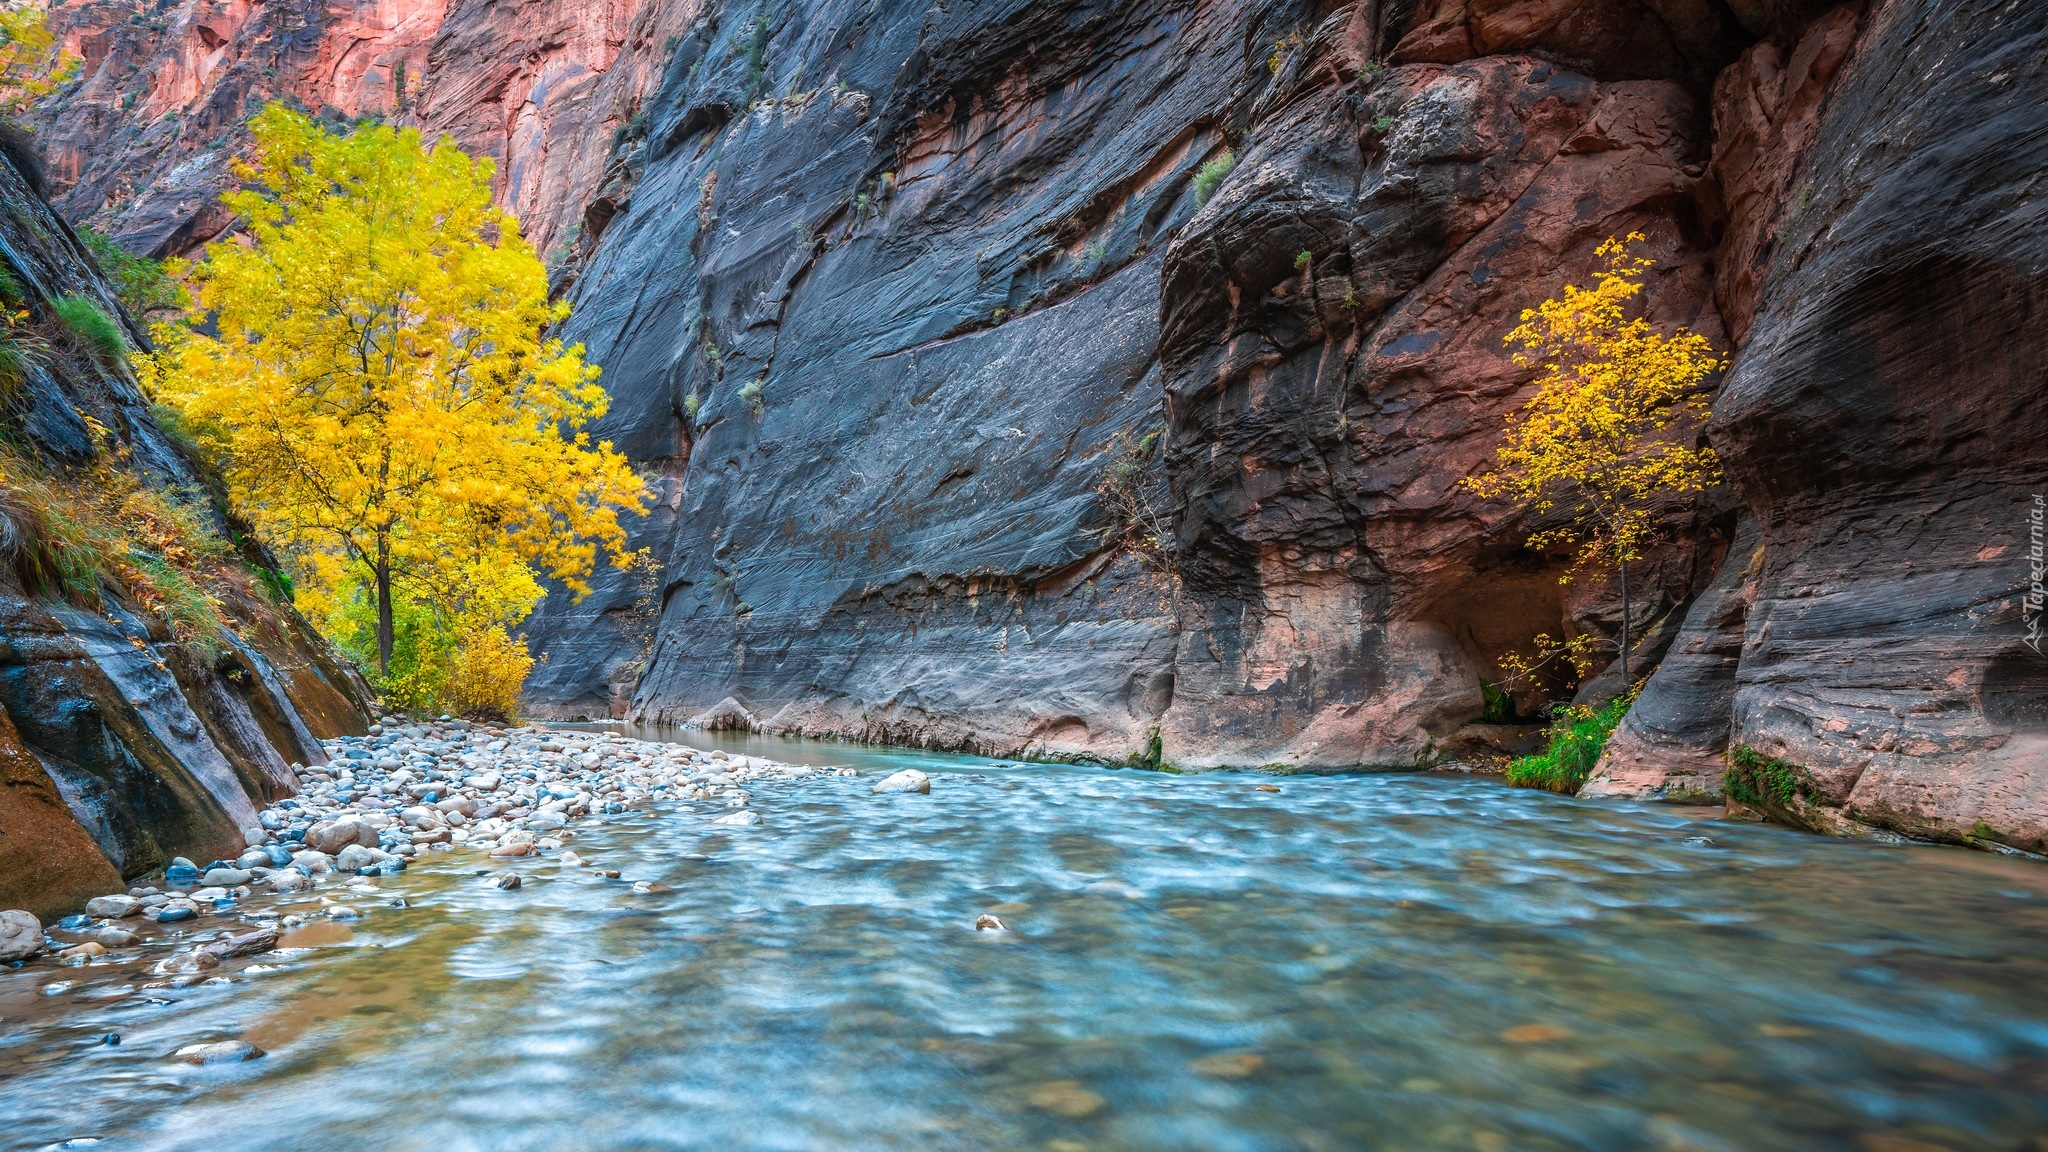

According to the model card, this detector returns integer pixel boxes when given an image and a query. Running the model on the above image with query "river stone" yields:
[0,911,43,961]
[96,926,139,947]
[86,895,141,919]
[203,927,279,959]
[495,872,522,890]
[164,863,201,888]
[154,906,196,924]
[710,810,762,826]
[202,868,253,888]
[304,818,377,855]
[173,1040,263,1065]
[527,812,566,832]
[334,844,383,873]
[264,844,294,866]
[872,769,931,795]
[59,941,107,963]
[270,871,312,893]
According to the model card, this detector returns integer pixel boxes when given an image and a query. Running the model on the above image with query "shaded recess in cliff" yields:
[0,148,370,919]
[1591,0,2048,853]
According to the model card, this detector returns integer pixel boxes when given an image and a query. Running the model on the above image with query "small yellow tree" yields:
[0,1,78,115]
[145,104,647,685]
[1467,233,1723,684]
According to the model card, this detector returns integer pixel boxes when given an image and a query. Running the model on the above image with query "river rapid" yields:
[3,729,2046,1151]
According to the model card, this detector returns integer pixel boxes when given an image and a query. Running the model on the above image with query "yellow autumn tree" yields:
[1466,233,1724,683]
[0,1,77,115]
[144,104,647,709]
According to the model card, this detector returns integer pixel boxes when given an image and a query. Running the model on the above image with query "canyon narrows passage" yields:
[4,726,2048,1152]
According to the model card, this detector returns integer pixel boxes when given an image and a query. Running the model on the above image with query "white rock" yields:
[86,895,141,919]
[711,810,762,826]
[872,769,931,795]
[173,1040,263,1064]
[0,910,42,961]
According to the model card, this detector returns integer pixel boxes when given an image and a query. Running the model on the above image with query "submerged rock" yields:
[172,1040,263,1065]
[873,770,931,796]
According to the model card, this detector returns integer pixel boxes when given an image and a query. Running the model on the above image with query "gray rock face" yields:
[527,0,1742,772]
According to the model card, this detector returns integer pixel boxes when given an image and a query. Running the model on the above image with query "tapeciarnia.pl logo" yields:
[2028,493,2045,654]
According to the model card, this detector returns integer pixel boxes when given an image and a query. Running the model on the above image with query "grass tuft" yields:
[1504,689,1636,794]
[52,294,126,362]
[1193,150,1236,206]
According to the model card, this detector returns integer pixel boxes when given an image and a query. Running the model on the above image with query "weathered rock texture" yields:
[27,0,2048,848]
[0,148,371,918]
[1591,0,2048,852]
[30,0,690,261]
[520,0,1745,773]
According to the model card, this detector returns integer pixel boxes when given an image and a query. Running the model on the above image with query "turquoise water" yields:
[3,734,2046,1151]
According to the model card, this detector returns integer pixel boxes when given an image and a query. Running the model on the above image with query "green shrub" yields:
[1724,745,1810,809]
[1505,690,1635,794]
[737,376,763,414]
[53,294,126,361]
[78,228,187,320]
[1194,150,1236,206]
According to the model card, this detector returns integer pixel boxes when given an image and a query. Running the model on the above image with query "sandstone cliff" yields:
[30,0,690,263]
[23,0,2048,852]
[0,144,370,919]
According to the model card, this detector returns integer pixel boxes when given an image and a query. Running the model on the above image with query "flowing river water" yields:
[3,729,2047,1151]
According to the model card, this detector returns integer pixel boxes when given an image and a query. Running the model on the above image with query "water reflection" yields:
[2,738,2045,1151]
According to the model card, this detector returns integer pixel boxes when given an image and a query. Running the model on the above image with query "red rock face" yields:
[1157,42,1734,768]
[30,0,684,261]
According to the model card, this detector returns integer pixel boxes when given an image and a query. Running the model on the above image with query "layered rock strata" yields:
[0,148,370,919]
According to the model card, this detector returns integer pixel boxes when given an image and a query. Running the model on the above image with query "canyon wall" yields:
[533,0,1757,769]
[23,0,2047,850]
[1589,0,2048,854]
[31,0,691,263]
[0,146,371,919]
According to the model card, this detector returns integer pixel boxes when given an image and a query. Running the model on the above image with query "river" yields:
[2,729,2045,1150]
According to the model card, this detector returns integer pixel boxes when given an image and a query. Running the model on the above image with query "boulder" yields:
[0,909,43,961]
[872,769,931,795]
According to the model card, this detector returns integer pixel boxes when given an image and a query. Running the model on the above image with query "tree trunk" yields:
[1618,553,1630,685]
[375,534,394,674]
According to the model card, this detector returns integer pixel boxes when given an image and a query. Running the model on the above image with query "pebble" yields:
[21,723,868,984]
[1026,1080,1107,1119]
[173,1040,263,1065]
[872,769,931,795]
[974,914,1007,931]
